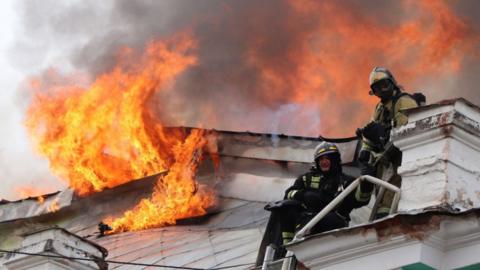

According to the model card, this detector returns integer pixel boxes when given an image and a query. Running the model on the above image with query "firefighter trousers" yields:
[278,206,347,244]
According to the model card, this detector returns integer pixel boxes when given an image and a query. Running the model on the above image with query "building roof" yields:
[0,129,361,269]
[283,98,480,270]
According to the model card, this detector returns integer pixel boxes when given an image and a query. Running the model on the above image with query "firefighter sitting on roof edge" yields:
[357,66,424,219]
[266,141,374,246]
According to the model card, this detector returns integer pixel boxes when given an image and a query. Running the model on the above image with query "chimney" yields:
[392,98,480,212]
[2,227,108,270]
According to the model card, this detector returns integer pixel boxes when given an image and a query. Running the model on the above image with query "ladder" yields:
[260,175,401,270]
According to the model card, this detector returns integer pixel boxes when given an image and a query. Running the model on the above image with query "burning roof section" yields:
[0,129,360,269]
[0,129,360,225]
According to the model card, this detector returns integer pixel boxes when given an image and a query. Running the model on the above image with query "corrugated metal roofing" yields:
[93,198,268,270]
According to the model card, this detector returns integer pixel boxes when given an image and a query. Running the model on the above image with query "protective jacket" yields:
[285,170,370,216]
[361,93,418,153]
[362,91,418,217]
[278,168,371,244]
[372,94,418,130]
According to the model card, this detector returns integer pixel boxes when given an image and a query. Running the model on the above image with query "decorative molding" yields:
[288,212,480,270]
[393,101,480,152]
[2,228,107,270]
[393,99,480,213]
[293,234,418,269]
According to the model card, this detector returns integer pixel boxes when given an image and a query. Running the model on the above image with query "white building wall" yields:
[1,228,106,270]
[394,99,480,212]
[286,99,480,270]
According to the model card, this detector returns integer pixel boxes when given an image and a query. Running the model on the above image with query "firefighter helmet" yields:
[369,67,398,95]
[314,141,340,161]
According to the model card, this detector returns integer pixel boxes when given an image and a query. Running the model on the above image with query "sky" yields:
[0,0,65,200]
[1,0,479,201]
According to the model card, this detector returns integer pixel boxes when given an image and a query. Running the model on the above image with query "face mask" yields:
[371,79,394,100]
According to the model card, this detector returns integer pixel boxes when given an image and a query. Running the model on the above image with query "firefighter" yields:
[275,141,372,245]
[358,67,419,218]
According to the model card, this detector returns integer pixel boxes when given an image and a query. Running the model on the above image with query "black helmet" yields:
[314,141,340,161]
[313,141,342,175]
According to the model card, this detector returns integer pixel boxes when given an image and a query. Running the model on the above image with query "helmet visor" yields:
[370,79,392,95]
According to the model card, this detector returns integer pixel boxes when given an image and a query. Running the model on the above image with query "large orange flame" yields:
[26,33,198,195]
[107,129,216,232]
[25,33,216,231]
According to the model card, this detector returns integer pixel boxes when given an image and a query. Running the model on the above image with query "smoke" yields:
[4,0,480,199]
[10,0,480,138]
[0,97,66,200]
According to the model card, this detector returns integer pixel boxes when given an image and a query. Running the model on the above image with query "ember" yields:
[37,196,45,204]
[47,198,59,213]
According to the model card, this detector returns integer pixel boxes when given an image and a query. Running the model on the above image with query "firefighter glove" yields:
[360,180,375,194]
[362,121,387,146]
[358,150,371,164]
[303,191,328,211]
[361,163,376,176]
[293,189,306,201]
[356,127,364,138]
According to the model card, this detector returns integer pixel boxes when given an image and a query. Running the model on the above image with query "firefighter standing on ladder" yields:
[358,67,422,219]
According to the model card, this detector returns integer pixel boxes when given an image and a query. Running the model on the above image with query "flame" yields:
[25,32,216,230]
[107,129,216,232]
[15,186,51,199]
[15,186,47,205]
[26,33,199,195]
[47,198,59,213]
[37,196,45,204]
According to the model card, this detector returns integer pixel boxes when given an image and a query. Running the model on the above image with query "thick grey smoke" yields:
[4,0,480,200]
[12,0,321,136]
[11,0,480,137]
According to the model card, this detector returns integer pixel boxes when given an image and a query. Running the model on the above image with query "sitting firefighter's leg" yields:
[310,212,348,235]
[294,211,347,236]
[278,207,298,245]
